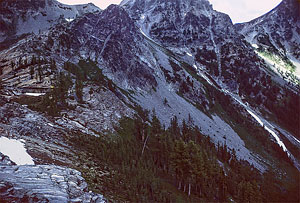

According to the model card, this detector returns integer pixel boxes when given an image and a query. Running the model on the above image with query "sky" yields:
[57,0,282,24]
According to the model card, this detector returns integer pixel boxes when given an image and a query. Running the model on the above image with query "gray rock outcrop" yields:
[0,152,105,203]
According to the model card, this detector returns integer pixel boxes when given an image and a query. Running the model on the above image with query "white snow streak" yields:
[247,110,263,126]
[222,89,289,154]
[25,93,46,97]
[186,52,193,57]
[246,109,288,152]
[139,28,147,38]
[292,136,300,145]
[193,64,215,86]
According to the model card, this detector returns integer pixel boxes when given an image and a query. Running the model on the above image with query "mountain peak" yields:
[104,4,130,18]
[235,0,300,79]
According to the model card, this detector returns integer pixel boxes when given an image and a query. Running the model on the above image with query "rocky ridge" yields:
[235,0,300,79]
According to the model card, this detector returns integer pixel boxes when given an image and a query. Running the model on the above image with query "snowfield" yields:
[0,137,34,165]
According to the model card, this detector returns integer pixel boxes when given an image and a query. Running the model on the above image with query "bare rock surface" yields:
[0,153,105,203]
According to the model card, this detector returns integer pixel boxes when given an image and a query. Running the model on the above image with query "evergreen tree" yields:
[11,61,15,70]
[18,57,22,68]
[24,57,27,66]
[169,115,180,138]
[31,55,36,65]
[171,139,187,190]
[0,78,3,90]
[30,66,34,79]
[163,98,168,105]
[37,65,42,81]
[76,79,83,102]
[182,119,189,141]
[50,58,56,70]
[151,109,162,135]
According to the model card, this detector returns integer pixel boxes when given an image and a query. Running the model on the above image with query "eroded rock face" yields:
[47,4,158,90]
[121,0,299,135]
[0,153,105,202]
[122,0,232,47]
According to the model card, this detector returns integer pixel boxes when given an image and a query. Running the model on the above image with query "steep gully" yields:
[204,6,222,78]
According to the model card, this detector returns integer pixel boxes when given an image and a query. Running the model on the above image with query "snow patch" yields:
[25,93,46,97]
[0,137,34,165]
[251,44,259,49]
[65,18,74,22]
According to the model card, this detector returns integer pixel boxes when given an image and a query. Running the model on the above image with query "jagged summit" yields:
[121,0,232,48]
[121,0,212,10]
